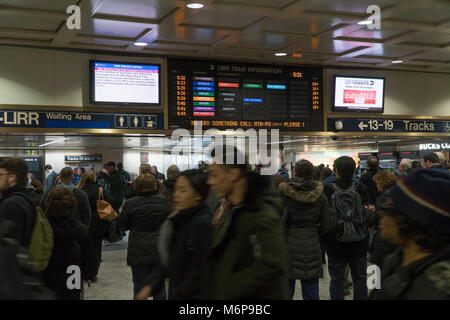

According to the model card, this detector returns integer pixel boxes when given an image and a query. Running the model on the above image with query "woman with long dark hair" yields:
[135,169,212,300]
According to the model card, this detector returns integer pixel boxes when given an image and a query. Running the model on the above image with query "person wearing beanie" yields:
[369,169,450,300]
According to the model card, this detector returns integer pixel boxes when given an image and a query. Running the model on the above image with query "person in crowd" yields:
[77,170,112,281]
[125,164,152,200]
[151,166,166,183]
[0,158,41,247]
[105,161,124,212]
[73,167,81,186]
[118,162,132,191]
[198,161,207,170]
[323,156,372,300]
[398,158,413,177]
[276,162,290,181]
[135,169,212,300]
[320,167,332,182]
[360,156,380,205]
[42,167,91,228]
[202,146,288,299]
[41,187,97,300]
[80,167,86,175]
[369,169,450,299]
[119,173,169,299]
[369,170,399,268]
[158,164,180,211]
[423,152,447,170]
[435,152,448,169]
[43,164,58,193]
[30,179,44,196]
[273,174,286,190]
[411,160,423,170]
[253,164,263,175]
[278,159,332,300]
[27,173,33,185]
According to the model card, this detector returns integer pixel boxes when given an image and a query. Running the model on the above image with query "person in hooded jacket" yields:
[41,187,97,300]
[135,169,212,300]
[369,169,450,300]
[119,173,169,299]
[279,159,333,300]
[158,164,180,211]
[77,170,113,281]
[369,169,399,269]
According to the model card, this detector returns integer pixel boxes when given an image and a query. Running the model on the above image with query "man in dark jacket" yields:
[106,161,124,211]
[203,146,288,299]
[369,169,450,300]
[42,167,91,228]
[0,158,41,248]
[323,156,372,300]
[360,156,380,205]
[43,164,58,194]
[424,152,448,171]
[276,162,290,181]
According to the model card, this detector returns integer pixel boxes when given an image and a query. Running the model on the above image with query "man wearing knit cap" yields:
[369,169,450,300]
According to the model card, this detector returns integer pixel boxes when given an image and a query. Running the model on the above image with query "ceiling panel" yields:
[388,4,450,24]
[214,0,295,9]
[155,27,226,45]
[0,0,77,11]
[308,0,395,14]
[96,0,177,20]
[0,12,62,31]
[342,28,408,40]
[261,16,341,35]
[182,8,263,29]
[355,45,423,58]
[83,19,156,39]
[402,32,450,46]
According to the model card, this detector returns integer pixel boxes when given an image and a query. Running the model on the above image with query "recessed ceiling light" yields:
[187,3,204,9]
[392,60,403,64]
[134,42,148,47]
[358,20,373,25]
[275,52,287,56]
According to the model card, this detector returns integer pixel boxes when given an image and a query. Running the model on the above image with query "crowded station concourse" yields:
[0,0,449,305]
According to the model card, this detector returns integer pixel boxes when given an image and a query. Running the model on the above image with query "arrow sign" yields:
[359,121,368,131]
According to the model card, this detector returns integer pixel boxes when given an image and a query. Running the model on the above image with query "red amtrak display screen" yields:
[168,59,323,131]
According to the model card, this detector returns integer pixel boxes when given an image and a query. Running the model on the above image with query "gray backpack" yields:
[329,182,367,242]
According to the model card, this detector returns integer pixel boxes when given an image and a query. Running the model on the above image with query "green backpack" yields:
[11,193,54,272]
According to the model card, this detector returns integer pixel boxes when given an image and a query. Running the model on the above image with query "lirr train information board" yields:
[0,109,163,130]
[168,59,323,131]
[328,118,450,133]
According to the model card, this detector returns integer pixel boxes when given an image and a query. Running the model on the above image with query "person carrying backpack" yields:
[323,156,374,300]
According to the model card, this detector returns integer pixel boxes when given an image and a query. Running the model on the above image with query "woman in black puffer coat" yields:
[77,170,112,280]
[119,173,169,299]
[41,187,97,300]
[278,160,332,300]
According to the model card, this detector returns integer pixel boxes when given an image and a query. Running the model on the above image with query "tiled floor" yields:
[84,235,356,300]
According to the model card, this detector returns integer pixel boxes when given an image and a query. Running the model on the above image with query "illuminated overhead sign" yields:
[328,118,450,133]
[419,143,450,150]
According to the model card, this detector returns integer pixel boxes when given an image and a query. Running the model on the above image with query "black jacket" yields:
[41,217,97,300]
[369,191,399,268]
[119,193,169,267]
[0,184,41,247]
[323,178,372,257]
[148,204,212,300]
[41,183,92,228]
[157,179,176,210]
[81,182,112,239]
[279,177,332,280]
[369,246,450,300]
[360,168,379,205]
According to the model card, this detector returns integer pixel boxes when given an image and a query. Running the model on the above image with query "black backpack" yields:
[0,236,55,300]
[329,182,367,242]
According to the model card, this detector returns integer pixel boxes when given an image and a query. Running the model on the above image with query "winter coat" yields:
[41,183,91,228]
[323,178,371,258]
[0,184,40,247]
[43,171,58,194]
[41,217,97,300]
[119,193,169,267]
[148,204,212,299]
[81,181,111,239]
[360,168,379,205]
[108,170,124,209]
[202,173,288,300]
[158,179,176,210]
[279,177,332,280]
[369,191,399,268]
[369,246,450,300]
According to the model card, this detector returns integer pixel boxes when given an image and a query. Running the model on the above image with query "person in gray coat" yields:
[43,165,58,194]
[279,159,333,300]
